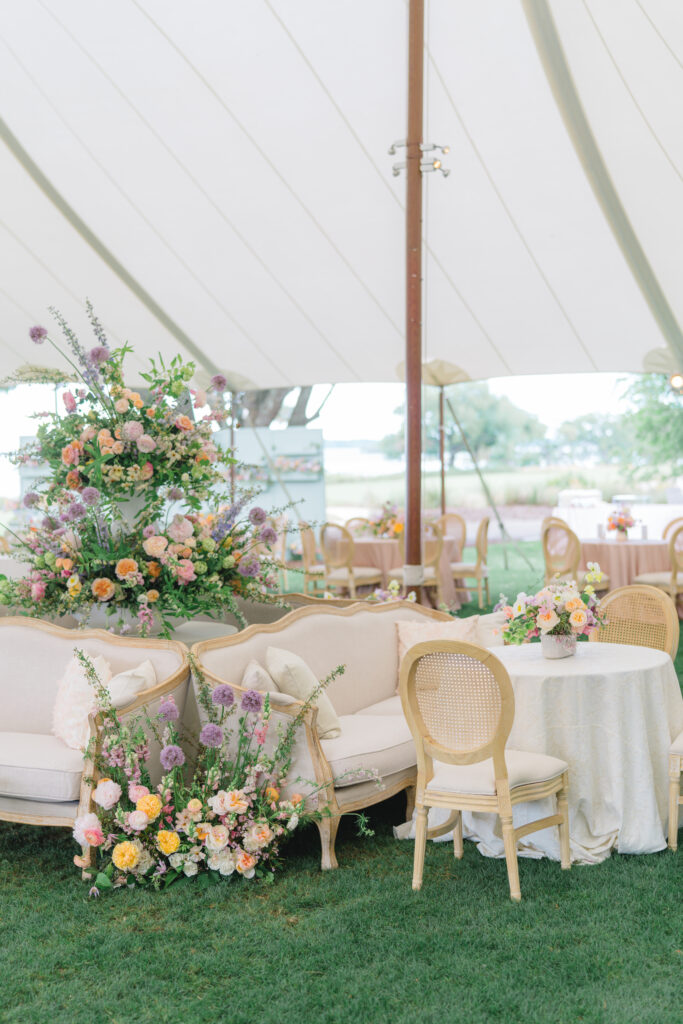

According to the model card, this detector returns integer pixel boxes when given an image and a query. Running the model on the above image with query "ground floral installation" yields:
[73,651,347,894]
[496,563,606,644]
[4,307,283,633]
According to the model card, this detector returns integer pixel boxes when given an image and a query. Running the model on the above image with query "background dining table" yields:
[396,641,683,864]
[350,535,468,609]
[580,537,670,590]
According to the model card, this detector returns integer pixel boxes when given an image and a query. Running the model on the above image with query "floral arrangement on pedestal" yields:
[607,508,635,539]
[369,501,404,539]
[496,563,605,655]
[73,652,344,893]
[3,308,282,632]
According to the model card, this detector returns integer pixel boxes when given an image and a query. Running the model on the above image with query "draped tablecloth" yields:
[396,642,683,864]
[350,536,466,609]
[580,538,670,590]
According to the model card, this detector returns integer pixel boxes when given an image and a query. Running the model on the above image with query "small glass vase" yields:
[540,633,577,659]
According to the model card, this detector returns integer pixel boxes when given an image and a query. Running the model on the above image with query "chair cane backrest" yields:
[298,523,320,570]
[662,517,683,541]
[396,523,443,569]
[474,517,489,568]
[345,517,373,536]
[435,513,466,554]
[669,524,683,577]
[320,522,355,570]
[400,641,515,778]
[542,521,580,582]
[590,585,679,660]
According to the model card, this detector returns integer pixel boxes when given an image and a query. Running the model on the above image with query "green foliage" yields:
[620,374,683,478]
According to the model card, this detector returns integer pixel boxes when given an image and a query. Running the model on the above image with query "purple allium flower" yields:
[69,502,86,520]
[168,487,183,501]
[41,516,57,531]
[199,723,224,748]
[81,487,100,506]
[158,698,179,722]
[159,744,185,770]
[29,326,47,343]
[240,689,263,714]
[259,525,277,545]
[23,492,40,508]
[59,510,72,523]
[248,507,267,526]
[238,559,260,578]
[211,684,235,708]
[210,374,228,392]
[88,345,111,366]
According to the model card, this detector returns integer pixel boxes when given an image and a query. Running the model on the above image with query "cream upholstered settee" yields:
[0,618,189,864]
[192,602,505,869]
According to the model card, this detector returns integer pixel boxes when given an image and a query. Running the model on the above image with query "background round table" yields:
[580,538,669,590]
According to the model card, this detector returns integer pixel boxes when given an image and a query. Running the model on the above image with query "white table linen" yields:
[395,642,683,864]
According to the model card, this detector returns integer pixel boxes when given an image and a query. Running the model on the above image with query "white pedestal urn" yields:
[76,604,164,637]
[540,633,577,659]
[111,495,148,535]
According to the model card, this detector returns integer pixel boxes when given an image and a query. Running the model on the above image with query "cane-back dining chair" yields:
[634,524,683,602]
[662,517,683,541]
[319,522,383,598]
[388,522,444,605]
[344,517,374,536]
[298,522,325,594]
[589,585,679,661]
[399,640,571,901]
[435,513,466,557]
[449,517,490,608]
[541,520,581,583]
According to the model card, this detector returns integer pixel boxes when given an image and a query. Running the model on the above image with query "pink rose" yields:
[174,559,196,585]
[112,441,124,455]
[83,825,105,847]
[168,514,193,543]
[62,391,76,413]
[192,388,207,408]
[143,535,168,558]
[136,434,156,453]
[128,784,150,802]
[122,420,144,441]
[93,779,122,810]
[114,398,130,414]
[30,581,45,601]
[80,425,96,443]
[73,812,102,847]
[127,810,150,832]
[140,461,154,480]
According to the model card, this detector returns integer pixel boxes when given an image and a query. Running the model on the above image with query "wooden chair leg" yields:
[669,756,680,851]
[477,578,484,609]
[501,814,521,902]
[405,784,416,822]
[349,575,356,599]
[484,577,490,604]
[317,814,341,870]
[413,805,428,891]
[557,773,571,869]
[453,810,463,859]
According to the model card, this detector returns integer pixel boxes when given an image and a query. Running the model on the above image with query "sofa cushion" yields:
[321,714,415,787]
[266,647,341,739]
[109,659,156,709]
[476,611,506,648]
[0,732,85,802]
[52,653,112,751]
[427,750,568,796]
[241,659,279,693]
[362,695,404,716]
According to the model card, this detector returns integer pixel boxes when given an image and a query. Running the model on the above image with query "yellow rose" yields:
[265,786,280,803]
[136,793,162,820]
[112,840,140,872]
[186,798,203,815]
[156,830,180,856]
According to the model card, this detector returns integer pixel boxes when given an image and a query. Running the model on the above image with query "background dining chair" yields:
[388,521,444,605]
[449,516,490,608]
[668,729,683,850]
[344,516,374,536]
[319,522,382,598]
[435,513,466,557]
[399,640,571,901]
[588,584,679,660]
[662,517,683,541]
[298,522,326,594]
[634,524,683,602]
[541,520,581,583]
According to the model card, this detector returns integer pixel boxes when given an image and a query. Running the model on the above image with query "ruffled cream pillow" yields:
[52,653,112,751]
[396,616,481,674]
[109,659,156,709]
[265,647,341,739]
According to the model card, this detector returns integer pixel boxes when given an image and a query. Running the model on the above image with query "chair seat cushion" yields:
[0,732,84,802]
[449,563,488,576]
[326,566,382,581]
[633,571,679,586]
[362,695,405,716]
[320,714,415,787]
[388,566,439,582]
[671,730,683,756]
[426,749,568,796]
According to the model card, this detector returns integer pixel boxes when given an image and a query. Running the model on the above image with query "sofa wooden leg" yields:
[405,785,416,822]
[317,814,341,870]
[74,844,94,879]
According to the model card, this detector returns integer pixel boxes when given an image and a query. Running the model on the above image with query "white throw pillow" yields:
[241,659,279,693]
[265,647,341,739]
[52,653,112,751]
[108,659,156,709]
[476,611,506,648]
[396,616,480,666]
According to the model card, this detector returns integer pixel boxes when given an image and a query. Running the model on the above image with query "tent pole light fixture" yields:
[389,139,451,178]
[392,161,407,176]
[420,142,450,155]
[388,139,407,155]
[670,371,683,393]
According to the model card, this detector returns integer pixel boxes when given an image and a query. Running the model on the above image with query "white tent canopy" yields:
[0,0,681,389]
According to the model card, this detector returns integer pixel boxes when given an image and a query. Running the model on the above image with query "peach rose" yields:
[235,850,257,878]
[569,608,588,631]
[175,414,193,432]
[92,577,115,601]
[225,789,249,814]
[146,561,161,579]
[145,589,160,602]
[243,822,273,852]
[115,558,139,581]
[140,461,154,480]
[564,597,584,613]
[143,535,168,558]
[205,825,230,852]
[114,398,130,414]
[536,609,559,633]
[65,470,81,490]
[61,445,77,466]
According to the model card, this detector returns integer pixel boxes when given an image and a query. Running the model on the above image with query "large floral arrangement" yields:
[497,564,605,644]
[74,651,344,893]
[3,309,282,632]
[369,501,404,539]
[607,508,635,534]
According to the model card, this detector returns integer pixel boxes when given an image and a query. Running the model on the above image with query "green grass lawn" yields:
[1,542,681,1024]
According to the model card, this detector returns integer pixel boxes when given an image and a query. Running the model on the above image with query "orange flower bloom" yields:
[65,470,80,489]
[146,561,161,579]
[145,589,160,602]
[115,558,139,581]
[175,414,193,432]
[91,578,115,601]
[145,407,156,418]
[55,557,74,571]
